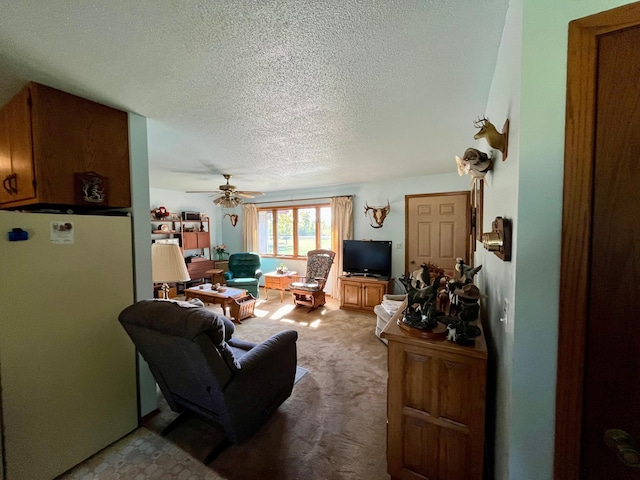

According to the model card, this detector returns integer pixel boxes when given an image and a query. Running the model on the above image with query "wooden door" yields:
[555,4,640,479]
[406,192,469,276]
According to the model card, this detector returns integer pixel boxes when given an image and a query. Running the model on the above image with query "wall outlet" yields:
[500,298,510,327]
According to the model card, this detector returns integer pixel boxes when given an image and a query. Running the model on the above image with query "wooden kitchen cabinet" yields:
[0,82,130,210]
[381,305,487,480]
[339,276,390,312]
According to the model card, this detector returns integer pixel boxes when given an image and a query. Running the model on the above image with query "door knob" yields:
[604,429,640,468]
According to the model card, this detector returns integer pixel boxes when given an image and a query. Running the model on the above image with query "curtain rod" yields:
[247,194,353,205]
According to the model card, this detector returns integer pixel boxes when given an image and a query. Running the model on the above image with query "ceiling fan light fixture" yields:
[214,195,243,208]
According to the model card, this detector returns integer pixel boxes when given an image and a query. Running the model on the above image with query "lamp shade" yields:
[152,243,190,283]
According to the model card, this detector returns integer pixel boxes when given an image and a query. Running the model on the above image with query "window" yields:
[257,203,331,258]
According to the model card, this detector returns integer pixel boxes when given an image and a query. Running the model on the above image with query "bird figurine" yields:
[456,148,493,183]
[419,263,431,287]
[455,257,482,284]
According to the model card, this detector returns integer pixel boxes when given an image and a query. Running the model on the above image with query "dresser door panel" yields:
[438,427,473,480]
[404,350,434,413]
[438,357,475,425]
[404,417,439,478]
[341,282,362,309]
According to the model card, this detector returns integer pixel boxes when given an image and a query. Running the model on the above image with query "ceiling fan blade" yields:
[236,192,255,198]
[186,190,223,193]
[237,191,264,196]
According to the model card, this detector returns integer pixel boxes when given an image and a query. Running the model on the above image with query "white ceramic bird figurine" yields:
[455,257,483,283]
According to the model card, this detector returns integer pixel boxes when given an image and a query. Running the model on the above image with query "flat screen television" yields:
[342,240,392,280]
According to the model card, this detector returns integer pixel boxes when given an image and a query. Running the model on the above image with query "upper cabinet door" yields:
[0,102,11,204]
[0,87,36,206]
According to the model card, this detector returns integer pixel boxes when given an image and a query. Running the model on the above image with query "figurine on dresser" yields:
[398,270,447,335]
[445,283,486,345]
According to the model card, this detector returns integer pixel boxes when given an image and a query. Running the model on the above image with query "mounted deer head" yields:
[223,213,239,227]
[364,200,391,228]
[473,117,509,160]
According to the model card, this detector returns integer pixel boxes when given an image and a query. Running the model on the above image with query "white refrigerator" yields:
[0,211,138,480]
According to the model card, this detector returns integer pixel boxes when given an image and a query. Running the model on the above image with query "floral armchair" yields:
[290,249,336,311]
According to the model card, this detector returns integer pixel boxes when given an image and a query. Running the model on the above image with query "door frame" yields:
[554,3,640,478]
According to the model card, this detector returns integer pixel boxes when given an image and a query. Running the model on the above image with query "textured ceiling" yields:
[0,0,509,194]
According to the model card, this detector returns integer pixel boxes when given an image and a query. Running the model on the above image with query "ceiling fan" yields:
[187,174,264,207]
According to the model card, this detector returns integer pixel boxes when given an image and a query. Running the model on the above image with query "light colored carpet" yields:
[59,293,389,480]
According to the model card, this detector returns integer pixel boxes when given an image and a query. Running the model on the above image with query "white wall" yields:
[482,1,635,479]
[128,113,157,418]
[480,1,522,478]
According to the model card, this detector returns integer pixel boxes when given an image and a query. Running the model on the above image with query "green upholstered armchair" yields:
[223,252,262,297]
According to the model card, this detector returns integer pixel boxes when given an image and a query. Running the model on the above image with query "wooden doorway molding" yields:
[554,3,640,478]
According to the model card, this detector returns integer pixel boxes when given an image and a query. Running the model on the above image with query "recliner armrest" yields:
[383,294,406,301]
[235,330,298,375]
[254,269,263,279]
[223,271,234,281]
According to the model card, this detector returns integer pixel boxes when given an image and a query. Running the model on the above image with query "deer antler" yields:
[472,115,509,159]
[473,116,489,128]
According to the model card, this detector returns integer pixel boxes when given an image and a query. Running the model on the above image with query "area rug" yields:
[294,366,309,384]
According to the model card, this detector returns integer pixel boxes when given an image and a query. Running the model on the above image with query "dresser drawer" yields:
[265,276,281,288]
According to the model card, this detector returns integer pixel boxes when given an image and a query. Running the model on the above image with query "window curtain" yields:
[329,196,353,301]
[242,204,258,252]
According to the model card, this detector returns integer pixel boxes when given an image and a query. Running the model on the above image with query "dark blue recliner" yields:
[118,299,298,462]
[223,252,262,297]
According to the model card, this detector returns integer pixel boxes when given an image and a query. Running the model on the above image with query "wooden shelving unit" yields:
[151,216,211,259]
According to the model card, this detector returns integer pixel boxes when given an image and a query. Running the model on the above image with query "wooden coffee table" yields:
[184,284,256,323]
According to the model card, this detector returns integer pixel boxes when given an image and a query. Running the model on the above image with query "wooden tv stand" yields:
[339,275,392,312]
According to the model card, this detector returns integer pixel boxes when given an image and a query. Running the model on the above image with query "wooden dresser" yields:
[381,305,487,480]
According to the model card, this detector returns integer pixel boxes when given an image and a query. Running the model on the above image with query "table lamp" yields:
[152,243,191,299]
